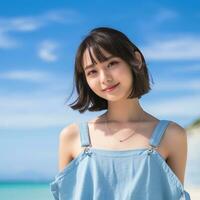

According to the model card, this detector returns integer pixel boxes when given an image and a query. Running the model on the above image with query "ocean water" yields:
[0,183,54,200]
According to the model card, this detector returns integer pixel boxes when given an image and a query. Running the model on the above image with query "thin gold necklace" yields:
[105,114,136,142]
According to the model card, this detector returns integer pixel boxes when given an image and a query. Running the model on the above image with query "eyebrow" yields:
[84,55,116,71]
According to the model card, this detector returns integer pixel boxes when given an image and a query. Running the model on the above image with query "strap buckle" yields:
[147,145,158,155]
[84,146,92,156]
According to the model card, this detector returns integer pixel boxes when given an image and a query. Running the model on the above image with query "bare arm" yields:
[166,122,188,186]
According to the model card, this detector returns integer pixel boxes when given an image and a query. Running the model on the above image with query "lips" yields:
[102,83,120,91]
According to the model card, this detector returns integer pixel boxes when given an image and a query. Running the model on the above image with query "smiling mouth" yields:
[102,83,120,92]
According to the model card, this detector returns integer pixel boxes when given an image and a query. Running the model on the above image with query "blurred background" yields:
[0,0,200,199]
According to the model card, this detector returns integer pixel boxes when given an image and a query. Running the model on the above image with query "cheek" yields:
[117,66,133,81]
[87,77,107,97]
[86,78,99,91]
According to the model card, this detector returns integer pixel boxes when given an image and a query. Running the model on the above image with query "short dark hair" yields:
[66,27,154,113]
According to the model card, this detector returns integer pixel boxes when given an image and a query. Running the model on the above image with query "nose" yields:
[100,69,113,83]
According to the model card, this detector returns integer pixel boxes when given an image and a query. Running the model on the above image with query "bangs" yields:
[79,34,118,73]
[87,44,109,65]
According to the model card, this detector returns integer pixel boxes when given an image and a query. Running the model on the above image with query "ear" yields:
[134,51,142,70]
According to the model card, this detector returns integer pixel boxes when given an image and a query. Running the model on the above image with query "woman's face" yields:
[82,47,134,102]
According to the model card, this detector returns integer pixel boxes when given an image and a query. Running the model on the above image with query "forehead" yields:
[82,47,114,70]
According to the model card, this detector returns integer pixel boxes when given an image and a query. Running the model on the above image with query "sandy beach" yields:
[187,187,200,200]
[186,126,200,200]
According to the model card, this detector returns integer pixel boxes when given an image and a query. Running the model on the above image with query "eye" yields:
[87,70,96,76]
[108,61,119,67]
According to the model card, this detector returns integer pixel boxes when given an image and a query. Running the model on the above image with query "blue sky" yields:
[0,0,200,182]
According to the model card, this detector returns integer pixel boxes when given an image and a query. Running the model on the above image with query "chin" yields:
[105,94,127,102]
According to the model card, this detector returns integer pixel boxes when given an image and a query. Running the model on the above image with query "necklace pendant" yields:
[105,114,136,143]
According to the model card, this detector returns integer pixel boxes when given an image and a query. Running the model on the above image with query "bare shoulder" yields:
[163,121,187,151]
[158,120,187,158]
[58,123,80,172]
[164,120,188,185]
[59,123,79,142]
[164,121,187,146]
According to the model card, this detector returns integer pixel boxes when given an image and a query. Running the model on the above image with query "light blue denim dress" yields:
[50,120,191,200]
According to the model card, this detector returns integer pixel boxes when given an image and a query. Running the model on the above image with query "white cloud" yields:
[0,9,81,49]
[0,10,80,33]
[153,8,178,24]
[0,16,42,49]
[0,69,53,82]
[0,31,19,48]
[172,64,200,73]
[137,8,178,37]
[143,36,200,60]
[0,69,73,91]
[0,91,78,129]
[38,40,58,62]
[43,9,82,24]
[0,16,43,33]
[152,79,200,91]
[10,17,42,32]
[0,69,77,129]
[145,94,200,118]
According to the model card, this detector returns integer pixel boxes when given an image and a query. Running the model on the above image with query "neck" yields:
[104,98,150,123]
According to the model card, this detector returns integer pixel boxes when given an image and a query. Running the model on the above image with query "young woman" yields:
[50,27,191,200]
